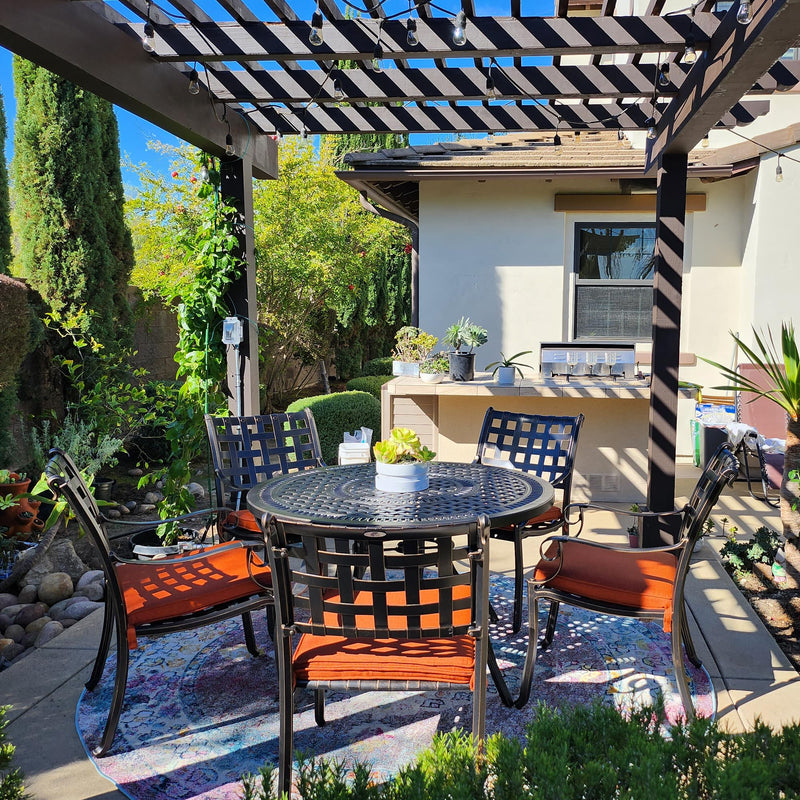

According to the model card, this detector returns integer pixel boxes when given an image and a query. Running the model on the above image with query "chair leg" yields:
[86,596,113,691]
[680,607,702,668]
[266,605,276,642]
[512,534,524,634]
[314,689,326,727]
[515,587,542,709]
[242,611,261,657]
[541,600,560,651]
[94,622,130,757]
[276,637,294,797]
[487,640,513,707]
[671,618,695,722]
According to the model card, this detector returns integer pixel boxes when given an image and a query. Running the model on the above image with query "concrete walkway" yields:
[2,471,799,800]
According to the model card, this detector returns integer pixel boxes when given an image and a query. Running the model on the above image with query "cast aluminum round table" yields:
[247,461,554,529]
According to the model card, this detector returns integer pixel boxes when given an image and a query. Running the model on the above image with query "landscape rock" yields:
[105,508,122,519]
[0,593,18,612]
[1,604,24,619]
[118,504,131,515]
[17,585,38,604]
[37,572,74,605]
[34,620,64,647]
[186,482,206,500]
[3,624,24,643]
[25,616,52,636]
[59,599,103,621]
[73,582,104,602]
[0,642,24,662]
[77,570,104,590]
[127,468,143,477]
[24,540,89,586]
[0,613,12,631]
[61,618,77,629]
[14,603,48,628]
[0,637,13,652]
[48,596,84,617]
[137,503,157,514]
[125,501,137,512]
[21,630,38,648]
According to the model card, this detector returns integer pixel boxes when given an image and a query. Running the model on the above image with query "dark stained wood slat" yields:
[134,13,721,62]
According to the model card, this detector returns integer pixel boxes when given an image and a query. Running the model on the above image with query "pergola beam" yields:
[647,0,800,165]
[0,0,277,179]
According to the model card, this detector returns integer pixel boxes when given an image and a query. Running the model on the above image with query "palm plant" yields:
[702,323,800,538]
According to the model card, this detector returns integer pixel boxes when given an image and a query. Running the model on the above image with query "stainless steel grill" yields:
[540,343,636,379]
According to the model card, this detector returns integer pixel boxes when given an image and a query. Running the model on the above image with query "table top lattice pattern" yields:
[248,462,553,529]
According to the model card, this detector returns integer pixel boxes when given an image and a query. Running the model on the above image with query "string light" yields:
[486,62,498,99]
[333,74,344,100]
[737,0,753,24]
[701,134,710,147]
[188,68,200,95]
[225,132,235,156]
[309,4,324,46]
[682,34,697,64]
[658,63,670,87]
[406,16,418,46]
[776,155,784,182]
[646,117,657,140]
[372,39,384,72]
[452,9,467,46]
[141,2,155,52]
[553,133,562,148]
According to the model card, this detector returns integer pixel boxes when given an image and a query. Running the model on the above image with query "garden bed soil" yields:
[727,539,800,673]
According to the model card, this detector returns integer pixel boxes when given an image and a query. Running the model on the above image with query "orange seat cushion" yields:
[224,509,261,533]
[494,505,563,535]
[116,542,271,648]
[292,584,476,688]
[533,540,678,631]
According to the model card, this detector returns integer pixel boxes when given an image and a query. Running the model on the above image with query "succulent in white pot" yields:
[373,427,436,492]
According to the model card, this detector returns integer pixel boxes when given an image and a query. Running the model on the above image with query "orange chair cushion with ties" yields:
[534,541,679,631]
[291,584,477,687]
[494,505,563,534]
[224,509,261,534]
[116,542,271,649]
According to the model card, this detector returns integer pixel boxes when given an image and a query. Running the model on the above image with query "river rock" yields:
[14,602,48,627]
[24,540,89,586]
[127,467,143,477]
[105,508,122,519]
[0,637,13,652]
[17,585,38,604]
[0,593,18,612]
[0,642,24,662]
[35,620,64,647]
[1,604,23,619]
[125,501,137,512]
[59,599,103,621]
[73,582,104,602]
[118,504,131,515]
[144,491,163,504]
[60,618,77,629]
[137,503,157,514]
[48,596,84,617]
[4,624,24,643]
[0,613,12,631]
[25,616,52,636]
[186,482,206,500]
[37,572,74,605]
[77,570,104,590]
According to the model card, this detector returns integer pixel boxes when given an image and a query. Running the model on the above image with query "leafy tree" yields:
[253,136,404,402]
[11,58,132,345]
[0,89,11,276]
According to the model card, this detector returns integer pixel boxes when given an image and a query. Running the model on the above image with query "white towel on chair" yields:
[725,422,785,454]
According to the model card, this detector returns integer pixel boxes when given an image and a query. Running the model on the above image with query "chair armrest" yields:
[112,540,249,566]
[537,534,682,567]
[103,507,232,540]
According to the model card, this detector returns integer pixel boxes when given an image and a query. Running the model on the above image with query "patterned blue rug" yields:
[77,575,714,800]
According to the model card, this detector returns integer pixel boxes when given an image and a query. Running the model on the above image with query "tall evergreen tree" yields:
[11,58,132,345]
[0,88,12,275]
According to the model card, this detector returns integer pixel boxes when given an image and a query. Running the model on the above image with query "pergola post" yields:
[644,152,688,546]
[220,155,260,417]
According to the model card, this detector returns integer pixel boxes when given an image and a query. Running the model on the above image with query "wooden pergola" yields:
[2,0,799,542]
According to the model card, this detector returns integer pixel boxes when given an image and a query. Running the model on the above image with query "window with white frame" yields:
[573,222,655,340]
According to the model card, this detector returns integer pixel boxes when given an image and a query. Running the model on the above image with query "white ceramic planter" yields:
[375,461,430,492]
[495,366,516,386]
[392,360,420,377]
[419,372,445,384]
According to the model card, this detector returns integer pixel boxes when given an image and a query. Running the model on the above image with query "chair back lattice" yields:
[475,408,584,489]
[266,516,490,641]
[205,411,325,506]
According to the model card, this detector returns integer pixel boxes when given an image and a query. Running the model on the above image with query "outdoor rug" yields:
[77,574,714,800]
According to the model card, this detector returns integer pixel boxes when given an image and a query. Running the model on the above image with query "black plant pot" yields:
[94,476,116,502]
[448,352,476,382]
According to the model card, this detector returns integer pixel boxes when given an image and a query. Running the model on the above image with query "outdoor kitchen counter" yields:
[380,373,695,503]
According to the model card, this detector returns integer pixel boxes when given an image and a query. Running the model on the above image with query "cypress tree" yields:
[11,58,130,345]
[0,88,11,275]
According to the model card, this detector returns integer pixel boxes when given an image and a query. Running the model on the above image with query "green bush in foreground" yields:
[345,376,393,401]
[0,705,26,800]
[720,525,783,575]
[242,699,800,800]
[286,391,381,465]
[361,357,393,377]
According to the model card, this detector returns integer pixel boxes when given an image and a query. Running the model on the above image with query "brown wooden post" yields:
[644,152,688,546]
[220,155,259,416]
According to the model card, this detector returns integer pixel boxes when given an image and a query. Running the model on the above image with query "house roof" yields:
[337,129,762,220]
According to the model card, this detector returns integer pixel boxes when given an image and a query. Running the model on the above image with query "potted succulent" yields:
[391,326,439,377]
[485,350,534,386]
[0,470,44,541]
[442,317,488,381]
[419,353,449,384]
[373,427,436,492]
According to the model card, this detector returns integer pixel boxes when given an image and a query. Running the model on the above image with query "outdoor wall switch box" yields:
[222,316,243,345]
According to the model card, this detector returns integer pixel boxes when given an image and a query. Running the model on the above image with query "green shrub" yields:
[0,705,26,800]
[286,391,381,465]
[345,376,393,400]
[361,357,393,377]
[242,699,800,800]
[720,525,783,575]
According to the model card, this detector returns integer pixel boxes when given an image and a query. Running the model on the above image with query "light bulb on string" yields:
[200,162,210,182]
[486,69,498,100]
[701,134,710,148]
[682,35,697,65]
[776,155,784,182]
[406,17,418,46]
[333,75,344,100]
[646,117,657,140]
[225,132,235,156]
[372,41,384,72]
[141,21,155,52]
[658,63,670,87]
[301,125,309,140]
[188,68,200,95]
[737,0,753,24]
[452,9,467,46]
[309,6,324,46]
[553,133,562,149]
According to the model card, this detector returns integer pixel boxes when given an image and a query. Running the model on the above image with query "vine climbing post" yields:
[220,154,259,416]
